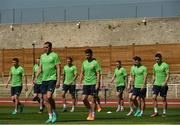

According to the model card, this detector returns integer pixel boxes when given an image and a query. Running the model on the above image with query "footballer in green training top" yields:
[32,57,44,113]
[110,60,127,112]
[151,53,170,118]
[5,58,28,115]
[61,56,78,112]
[130,56,147,117]
[34,41,61,123]
[80,48,100,121]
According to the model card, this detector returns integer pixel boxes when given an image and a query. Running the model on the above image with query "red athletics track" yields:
[0,98,180,107]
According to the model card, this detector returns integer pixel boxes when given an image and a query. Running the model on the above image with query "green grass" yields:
[0,106,180,124]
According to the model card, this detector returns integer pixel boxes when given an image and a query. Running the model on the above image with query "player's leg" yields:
[119,86,125,111]
[126,91,134,116]
[94,88,102,112]
[39,84,45,113]
[88,94,96,120]
[47,80,57,123]
[137,88,146,117]
[33,84,40,103]
[161,85,168,117]
[61,84,68,112]
[70,85,76,112]
[151,85,160,117]
[132,88,141,117]
[116,86,121,112]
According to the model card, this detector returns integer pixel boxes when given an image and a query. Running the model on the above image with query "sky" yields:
[0,0,178,9]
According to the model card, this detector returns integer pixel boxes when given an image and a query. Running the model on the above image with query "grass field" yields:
[0,106,180,124]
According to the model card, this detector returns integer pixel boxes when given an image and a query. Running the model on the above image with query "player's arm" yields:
[124,75,128,89]
[142,73,147,89]
[32,67,36,85]
[34,64,42,83]
[56,63,61,88]
[79,68,84,88]
[73,72,78,82]
[163,65,170,86]
[96,70,101,89]
[128,75,135,90]
[5,72,12,88]
[152,66,155,85]
[110,73,115,86]
[164,73,170,86]
[100,74,104,88]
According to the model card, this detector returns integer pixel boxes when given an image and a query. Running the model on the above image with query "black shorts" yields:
[152,85,168,97]
[11,86,22,96]
[62,84,76,95]
[34,83,42,94]
[82,85,96,96]
[132,88,147,98]
[41,80,56,94]
[116,86,125,93]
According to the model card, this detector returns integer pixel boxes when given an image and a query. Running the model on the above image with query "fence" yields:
[0,43,180,76]
[0,1,180,24]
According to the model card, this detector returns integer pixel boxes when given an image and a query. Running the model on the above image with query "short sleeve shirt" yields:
[10,66,25,87]
[153,62,169,86]
[63,65,77,85]
[131,65,147,88]
[114,67,127,86]
[82,60,100,85]
[40,52,60,81]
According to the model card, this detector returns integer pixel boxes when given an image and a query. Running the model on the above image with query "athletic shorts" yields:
[116,86,125,93]
[34,83,42,94]
[82,85,96,96]
[41,80,56,94]
[11,86,22,96]
[132,88,147,98]
[62,84,76,95]
[152,85,168,97]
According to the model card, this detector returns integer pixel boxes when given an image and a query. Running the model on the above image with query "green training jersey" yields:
[10,66,25,87]
[114,67,127,86]
[33,64,43,84]
[131,65,147,88]
[82,59,100,85]
[40,51,60,81]
[153,62,169,86]
[63,65,77,85]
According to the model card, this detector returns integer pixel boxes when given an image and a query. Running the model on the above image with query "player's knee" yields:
[47,97,53,103]
[162,97,166,102]
[83,97,88,103]
[71,94,76,99]
[152,96,157,101]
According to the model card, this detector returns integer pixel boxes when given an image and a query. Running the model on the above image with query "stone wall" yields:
[0,17,180,49]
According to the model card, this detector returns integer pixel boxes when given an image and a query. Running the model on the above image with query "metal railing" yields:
[0,1,180,24]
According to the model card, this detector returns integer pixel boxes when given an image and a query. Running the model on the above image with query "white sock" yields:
[130,106,133,111]
[163,109,166,114]
[117,105,120,109]
[92,112,95,117]
[141,110,143,114]
[15,109,17,112]
[71,105,75,109]
[121,106,124,109]
[154,107,158,113]
[49,113,52,119]
[63,104,66,108]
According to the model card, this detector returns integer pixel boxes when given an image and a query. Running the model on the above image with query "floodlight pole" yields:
[32,43,35,65]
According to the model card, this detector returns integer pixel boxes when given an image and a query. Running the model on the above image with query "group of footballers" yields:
[5,41,169,123]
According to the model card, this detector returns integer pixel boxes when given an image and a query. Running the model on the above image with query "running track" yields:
[0,98,180,107]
